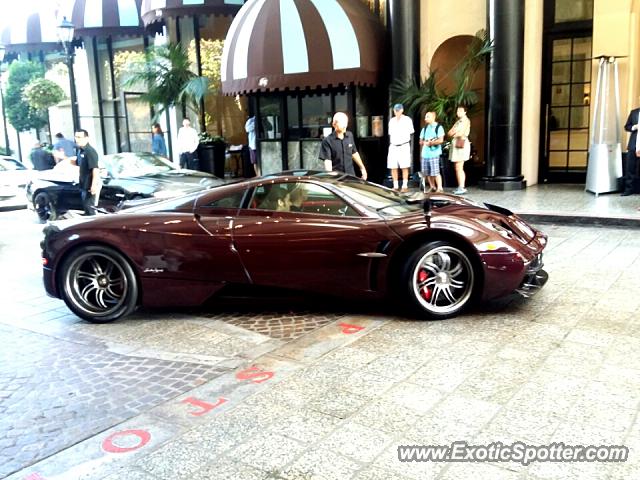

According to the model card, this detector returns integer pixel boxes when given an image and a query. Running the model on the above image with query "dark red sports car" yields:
[40,171,548,323]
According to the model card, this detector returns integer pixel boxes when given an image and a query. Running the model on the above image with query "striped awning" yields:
[71,0,144,37]
[0,6,61,53]
[141,0,245,26]
[221,0,384,95]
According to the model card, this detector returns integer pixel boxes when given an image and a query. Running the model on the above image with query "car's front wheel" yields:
[59,245,138,323]
[402,241,476,319]
[34,192,57,222]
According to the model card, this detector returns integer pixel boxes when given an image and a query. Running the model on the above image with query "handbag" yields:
[454,137,466,149]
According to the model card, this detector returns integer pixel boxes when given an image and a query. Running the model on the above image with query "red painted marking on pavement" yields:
[235,365,275,384]
[338,322,365,334]
[180,396,228,416]
[102,429,151,453]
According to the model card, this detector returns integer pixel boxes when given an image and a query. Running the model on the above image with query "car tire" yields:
[34,192,57,223]
[59,245,138,323]
[402,240,477,320]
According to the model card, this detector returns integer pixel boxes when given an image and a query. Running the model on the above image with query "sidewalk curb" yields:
[518,212,640,228]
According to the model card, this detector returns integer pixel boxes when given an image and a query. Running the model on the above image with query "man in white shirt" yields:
[177,118,200,170]
[387,103,414,192]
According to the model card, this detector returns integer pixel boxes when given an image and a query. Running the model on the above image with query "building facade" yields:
[0,0,638,190]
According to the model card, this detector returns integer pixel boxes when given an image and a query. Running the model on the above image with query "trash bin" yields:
[197,142,226,178]
[198,144,215,174]
[439,153,456,188]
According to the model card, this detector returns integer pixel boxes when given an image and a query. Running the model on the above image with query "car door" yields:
[190,188,252,285]
[231,181,395,296]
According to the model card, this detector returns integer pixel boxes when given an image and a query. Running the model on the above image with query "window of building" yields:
[554,0,593,23]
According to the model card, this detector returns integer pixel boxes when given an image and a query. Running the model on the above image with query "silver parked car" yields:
[0,156,34,210]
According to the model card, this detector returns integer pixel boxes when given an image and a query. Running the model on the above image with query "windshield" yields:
[101,153,174,178]
[0,158,26,171]
[337,179,422,216]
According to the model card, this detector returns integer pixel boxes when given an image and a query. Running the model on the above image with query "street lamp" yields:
[0,44,10,154]
[57,17,79,133]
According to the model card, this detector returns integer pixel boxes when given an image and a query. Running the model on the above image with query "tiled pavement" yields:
[2,188,640,479]
[2,217,640,479]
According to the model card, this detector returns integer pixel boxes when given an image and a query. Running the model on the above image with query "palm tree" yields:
[121,43,209,121]
[390,31,493,130]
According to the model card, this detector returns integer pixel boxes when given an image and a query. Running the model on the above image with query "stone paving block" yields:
[566,402,637,433]
[135,440,221,480]
[382,382,444,415]
[316,346,380,369]
[316,421,392,463]
[351,466,413,480]
[341,370,397,397]
[230,432,306,472]
[360,355,422,381]
[406,360,474,393]
[428,394,502,431]
[350,398,426,435]
[440,462,521,480]
[407,414,482,446]
[101,467,158,480]
[267,410,342,444]
[190,457,267,480]
[486,407,562,441]
[456,358,540,404]
[372,439,444,480]
[280,448,361,480]
[526,460,625,480]
[305,387,375,420]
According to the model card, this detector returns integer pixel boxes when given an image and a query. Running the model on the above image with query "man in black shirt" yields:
[622,106,640,196]
[72,129,101,215]
[319,112,367,180]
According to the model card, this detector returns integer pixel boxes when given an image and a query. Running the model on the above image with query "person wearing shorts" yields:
[419,111,445,193]
[387,103,414,192]
[448,105,471,195]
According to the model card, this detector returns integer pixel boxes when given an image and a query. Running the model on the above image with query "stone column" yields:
[480,0,527,190]
[388,0,420,83]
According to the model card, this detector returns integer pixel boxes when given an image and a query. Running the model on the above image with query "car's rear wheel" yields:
[59,245,138,323]
[34,192,57,222]
[402,241,476,319]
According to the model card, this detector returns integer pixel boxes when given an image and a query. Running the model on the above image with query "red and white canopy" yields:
[220,0,384,95]
[141,0,244,26]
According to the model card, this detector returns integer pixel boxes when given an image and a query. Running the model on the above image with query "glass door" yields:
[541,35,592,182]
[539,0,593,183]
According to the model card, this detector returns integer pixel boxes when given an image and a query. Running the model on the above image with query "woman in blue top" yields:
[151,123,168,157]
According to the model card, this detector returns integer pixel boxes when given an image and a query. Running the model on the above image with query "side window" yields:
[298,183,359,216]
[249,183,290,211]
[202,191,245,208]
[249,182,359,216]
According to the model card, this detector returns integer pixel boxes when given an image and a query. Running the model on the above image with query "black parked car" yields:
[26,152,226,222]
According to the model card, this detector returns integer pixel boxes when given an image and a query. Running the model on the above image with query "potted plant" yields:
[198,131,226,178]
[121,43,210,161]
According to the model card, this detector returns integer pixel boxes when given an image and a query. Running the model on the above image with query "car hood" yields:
[107,170,224,196]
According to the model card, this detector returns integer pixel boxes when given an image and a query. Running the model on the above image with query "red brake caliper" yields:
[418,270,432,301]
